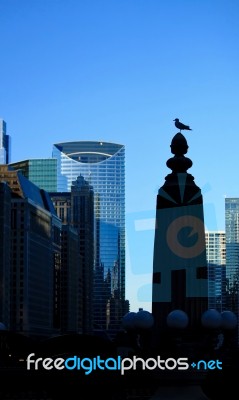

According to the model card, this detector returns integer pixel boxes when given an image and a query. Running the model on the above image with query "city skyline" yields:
[1,0,239,312]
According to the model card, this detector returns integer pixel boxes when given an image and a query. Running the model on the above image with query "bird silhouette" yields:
[173,118,192,132]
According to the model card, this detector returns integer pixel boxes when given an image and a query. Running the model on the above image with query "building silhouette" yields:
[52,141,127,338]
[0,119,11,164]
[0,165,61,337]
[59,224,83,333]
[10,158,57,192]
[50,175,94,335]
[2,160,85,335]
[0,181,11,328]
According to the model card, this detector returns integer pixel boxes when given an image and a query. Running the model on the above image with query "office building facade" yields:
[52,141,126,336]
[205,231,226,311]
[10,158,57,192]
[225,198,239,342]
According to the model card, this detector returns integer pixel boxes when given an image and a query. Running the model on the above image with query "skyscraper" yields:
[225,198,239,341]
[0,165,61,337]
[0,119,11,164]
[0,182,11,328]
[50,175,94,335]
[52,141,127,337]
[205,231,226,311]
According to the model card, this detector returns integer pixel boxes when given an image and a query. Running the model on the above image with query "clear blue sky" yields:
[1,0,239,312]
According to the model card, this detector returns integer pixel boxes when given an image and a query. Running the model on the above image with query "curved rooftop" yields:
[53,141,124,164]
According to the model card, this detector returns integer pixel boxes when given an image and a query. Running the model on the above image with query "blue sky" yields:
[1,0,239,312]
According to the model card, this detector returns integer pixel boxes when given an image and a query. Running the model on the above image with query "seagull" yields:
[173,118,192,132]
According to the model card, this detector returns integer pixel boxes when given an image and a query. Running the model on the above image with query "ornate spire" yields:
[166,132,193,173]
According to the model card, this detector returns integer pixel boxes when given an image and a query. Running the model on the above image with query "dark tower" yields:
[71,175,94,335]
[152,129,208,346]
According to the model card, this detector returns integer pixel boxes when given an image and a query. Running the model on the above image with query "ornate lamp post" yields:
[152,124,208,351]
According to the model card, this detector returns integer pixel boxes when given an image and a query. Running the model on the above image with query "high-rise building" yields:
[47,191,83,333]
[50,175,94,335]
[0,182,11,328]
[10,158,57,192]
[205,231,226,311]
[52,141,127,337]
[225,198,239,341]
[0,119,11,164]
[0,165,61,337]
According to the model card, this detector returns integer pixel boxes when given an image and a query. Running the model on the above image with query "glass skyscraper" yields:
[0,119,11,164]
[52,141,126,336]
